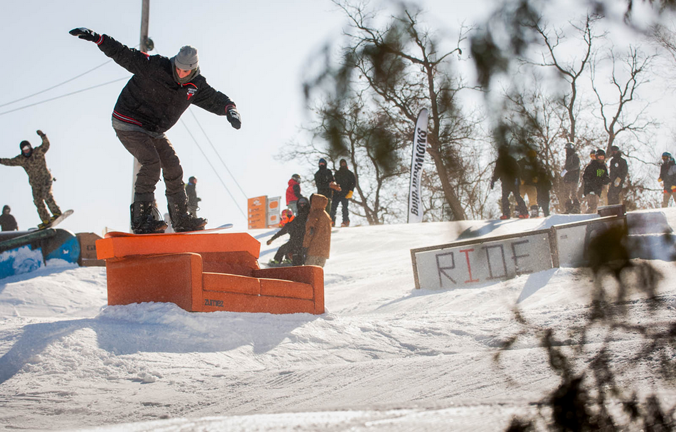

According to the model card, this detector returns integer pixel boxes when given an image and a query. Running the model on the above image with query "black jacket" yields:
[492,153,520,185]
[334,167,356,198]
[609,154,628,183]
[563,149,580,183]
[314,166,335,198]
[583,159,610,196]
[98,35,234,134]
[660,158,676,191]
[0,213,18,231]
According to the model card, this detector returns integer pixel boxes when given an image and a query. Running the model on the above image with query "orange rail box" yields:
[96,231,324,314]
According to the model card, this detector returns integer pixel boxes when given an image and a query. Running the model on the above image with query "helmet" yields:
[662,152,672,158]
[291,174,301,182]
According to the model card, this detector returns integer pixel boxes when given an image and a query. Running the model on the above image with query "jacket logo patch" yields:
[187,88,197,100]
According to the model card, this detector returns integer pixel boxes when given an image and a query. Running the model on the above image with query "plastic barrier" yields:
[0,229,80,280]
[96,231,324,314]
[411,215,627,290]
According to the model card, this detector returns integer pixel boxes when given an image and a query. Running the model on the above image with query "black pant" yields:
[331,195,349,222]
[115,129,185,202]
[501,182,528,217]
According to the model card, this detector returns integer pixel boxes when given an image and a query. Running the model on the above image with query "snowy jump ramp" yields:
[411,208,675,290]
[96,231,324,314]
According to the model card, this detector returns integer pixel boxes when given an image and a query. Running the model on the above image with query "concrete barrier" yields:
[411,215,627,290]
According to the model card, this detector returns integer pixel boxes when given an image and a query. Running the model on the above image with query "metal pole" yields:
[131,0,150,205]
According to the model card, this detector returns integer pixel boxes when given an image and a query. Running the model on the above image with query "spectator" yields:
[582,149,610,214]
[185,176,201,218]
[303,194,332,267]
[607,146,628,205]
[518,149,540,217]
[0,205,18,231]
[314,159,340,216]
[331,159,356,227]
[491,146,529,219]
[285,174,303,215]
[659,152,676,207]
[561,142,581,214]
[578,149,596,213]
[536,165,553,217]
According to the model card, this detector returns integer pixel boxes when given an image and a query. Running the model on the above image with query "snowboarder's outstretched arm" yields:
[0,154,23,167]
[70,28,152,76]
[35,130,49,153]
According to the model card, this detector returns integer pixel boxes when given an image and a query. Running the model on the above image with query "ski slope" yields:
[0,209,676,431]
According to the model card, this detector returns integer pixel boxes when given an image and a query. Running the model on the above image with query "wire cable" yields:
[0,59,115,109]
[179,118,248,220]
[188,107,249,200]
[0,76,129,116]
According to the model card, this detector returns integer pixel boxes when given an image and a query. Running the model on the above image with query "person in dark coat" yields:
[0,205,18,231]
[561,142,581,213]
[266,197,310,265]
[331,159,356,227]
[659,152,676,207]
[491,147,529,219]
[313,159,339,216]
[285,174,303,215]
[70,28,241,234]
[185,176,201,218]
[536,165,553,217]
[583,149,610,213]
[0,130,62,228]
[607,146,628,205]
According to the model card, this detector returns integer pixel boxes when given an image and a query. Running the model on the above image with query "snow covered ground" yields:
[0,209,676,431]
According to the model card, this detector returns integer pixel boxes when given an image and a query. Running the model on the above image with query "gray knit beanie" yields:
[174,46,199,70]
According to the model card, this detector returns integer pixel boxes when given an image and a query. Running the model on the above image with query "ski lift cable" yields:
[0,59,115,109]
[188,107,249,200]
[0,77,129,117]
[179,118,248,221]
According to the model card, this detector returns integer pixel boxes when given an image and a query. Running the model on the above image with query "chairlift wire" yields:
[180,118,248,221]
[189,107,249,200]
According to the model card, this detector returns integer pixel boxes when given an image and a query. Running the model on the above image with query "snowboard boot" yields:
[564,199,572,214]
[530,205,539,218]
[499,215,510,220]
[167,195,207,232]
[38,220,51,230]
[131,201,168,234]
[49,212,62,223]
[571,199,581,214]
[341,221,350,227]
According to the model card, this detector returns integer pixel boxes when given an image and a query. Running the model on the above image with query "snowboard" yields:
[38,209,74,230]
[261,260,294,268]
[106,223,233,237]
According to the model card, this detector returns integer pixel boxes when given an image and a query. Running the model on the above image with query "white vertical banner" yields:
[407,108,429,223]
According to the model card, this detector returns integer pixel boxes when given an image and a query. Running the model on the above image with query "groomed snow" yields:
[0,209,676,431]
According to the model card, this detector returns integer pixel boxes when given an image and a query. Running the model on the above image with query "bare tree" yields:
[304,1,480,221]
[590,45,658,153]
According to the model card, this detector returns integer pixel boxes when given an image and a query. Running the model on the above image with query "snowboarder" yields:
[303,194,332,267]
[69,28,241,234]
[266,197,310,265]
[185,176,201,218]
[331,159,356,227]
[582,149,610,214]
[490,147,529,219]
[0,130,63,229]
[285,174,303,215]
[561,142,581,214]
[0,205,18,231]
[659,152,676,207]
[314,159,340,217]
[607,146,628,205]
[518,149,540,217]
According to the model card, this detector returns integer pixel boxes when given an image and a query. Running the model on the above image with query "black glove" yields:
[226,105,241,130]
[197,197,202,202]
[69,28,101,43]
[36,130,45,137]
[490,179,495,190]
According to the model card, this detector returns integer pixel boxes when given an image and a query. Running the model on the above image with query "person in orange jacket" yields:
[302,194,332,267]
